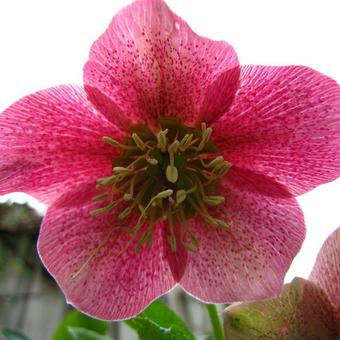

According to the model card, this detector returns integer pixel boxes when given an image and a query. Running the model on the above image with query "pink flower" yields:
[0,0,339,320]
[224,227,340,338]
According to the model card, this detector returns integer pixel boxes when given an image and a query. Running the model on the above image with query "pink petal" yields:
[38,182,176,320]
[310,227,340,326]
[224,278,338,339]
[179,168,305,302]
[0,85,124,204]
[213,66,340,196]
[84,0,239,128]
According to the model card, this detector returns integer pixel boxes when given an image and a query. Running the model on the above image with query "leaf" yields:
[223,277,338,339]
[0,329,30,340]
[67,327,113,340]
[126,299,195,340]
[127,317,192,340]
[52,309,109,340]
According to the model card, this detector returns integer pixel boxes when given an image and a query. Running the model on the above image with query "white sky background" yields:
[0,0,339,282]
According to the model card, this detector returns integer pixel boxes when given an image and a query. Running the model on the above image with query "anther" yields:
[197,127,212,151]
[155,189,173,199]
[146,158,158,165]
[102,136,121,147]
[157,129,168,152]
[96,175,116,186]
[203,127,212,141]
[208,156,224,168]
[179,134,189,148]
[123,193,133,201]
[204,195,225,206]
[90,201,117,217]
[166,165,178,183]
[91,193,107,202]
[113,166,130,175]
[168,140,180,153]
[204,215,220,227]
[182,134,194,150]
[118,206,133,220]
[132,133,146,151]
[103,136,136,150]
[176,190,187,204]
[205,215,229,228]
[218,162,232,176]
[215,219,229,228]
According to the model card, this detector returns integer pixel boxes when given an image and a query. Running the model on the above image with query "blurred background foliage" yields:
[0,203,41,277]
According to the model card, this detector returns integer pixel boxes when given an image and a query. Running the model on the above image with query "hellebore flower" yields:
[0,0,340,320]
[223,227,340,339]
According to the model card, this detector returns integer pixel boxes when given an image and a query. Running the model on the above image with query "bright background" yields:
[0,0,339,282]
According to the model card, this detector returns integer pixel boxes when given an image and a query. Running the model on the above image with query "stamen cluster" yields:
[92,118,231,252]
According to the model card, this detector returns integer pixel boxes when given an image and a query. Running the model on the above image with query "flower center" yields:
[91,117,231,252]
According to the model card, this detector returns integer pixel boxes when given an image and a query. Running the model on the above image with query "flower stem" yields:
[206,304,224,340]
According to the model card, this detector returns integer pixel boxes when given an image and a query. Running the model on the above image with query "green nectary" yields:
[91,117,231,252]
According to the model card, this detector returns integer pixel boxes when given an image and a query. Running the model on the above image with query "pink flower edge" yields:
[0,85,124,204]
[84,0,239,129]
[213,65,340,196]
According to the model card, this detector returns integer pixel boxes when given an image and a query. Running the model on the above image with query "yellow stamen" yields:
[157,129,168,152]
[132,133,147,151]
[166,165,178,183]
[102,136,136,150]
[90,200,118,217]
[94,118,231,254]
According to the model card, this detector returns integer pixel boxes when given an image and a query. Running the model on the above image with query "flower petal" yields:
[38,182,176,320]
[0,85,124,204]
[179,168,305,302]
[224,278,338,339]
[84,0,239,128]
[310,227,340,326]
[213,66,340,196]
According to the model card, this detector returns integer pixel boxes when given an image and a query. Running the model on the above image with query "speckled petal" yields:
[0,85,124,204]
[38,182,176,320]
[84,0,239,128]
[223,278,338,339]
[179,168,305,302]
[310,227,340,326]
[213,65,340,196]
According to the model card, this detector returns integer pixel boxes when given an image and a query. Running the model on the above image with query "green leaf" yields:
[53,309,109,340]
[1,329,30,340]
[67,327,113,340]
[127,317,192,340]
[224,277,338,339]
[126,299,195,340]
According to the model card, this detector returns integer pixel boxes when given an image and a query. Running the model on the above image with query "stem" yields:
[206,304,224,340]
